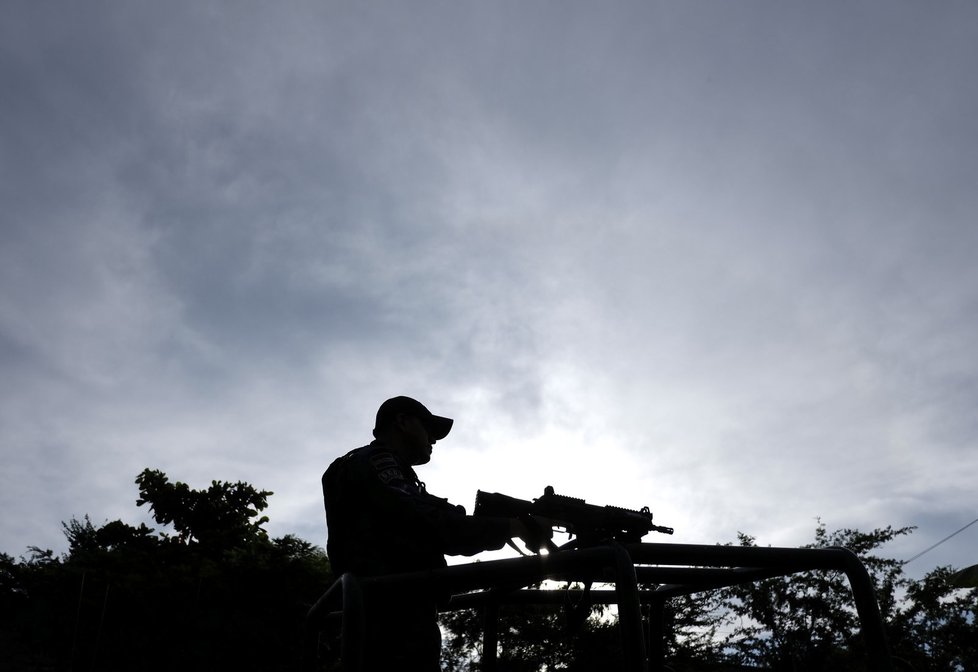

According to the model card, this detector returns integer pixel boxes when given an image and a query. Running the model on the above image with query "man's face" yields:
[399,414,435,465]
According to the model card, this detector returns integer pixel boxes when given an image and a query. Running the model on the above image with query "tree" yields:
[657,588,731,670]
[0,469,332,672]
[134,468,272,551]
[718,523,913,671]
[888,566,978,671]
[440,586,624,672]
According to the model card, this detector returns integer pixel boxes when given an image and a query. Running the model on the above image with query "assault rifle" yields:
[474,485,673,554]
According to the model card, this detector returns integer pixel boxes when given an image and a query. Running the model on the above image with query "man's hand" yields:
[509,515,556,554]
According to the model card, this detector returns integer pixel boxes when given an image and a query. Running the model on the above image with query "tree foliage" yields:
[134,468,272,549]
[710,524,978,671]
[888,566,978,671]
[1,469,331,672]
[441,587,624,672]
[716,524,910,671]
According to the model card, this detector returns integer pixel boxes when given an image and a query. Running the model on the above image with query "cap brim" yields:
[426,414,454,441]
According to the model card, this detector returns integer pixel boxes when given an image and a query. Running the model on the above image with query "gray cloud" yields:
[2,2,976,575]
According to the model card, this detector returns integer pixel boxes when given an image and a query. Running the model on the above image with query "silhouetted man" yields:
[322,396,533,670]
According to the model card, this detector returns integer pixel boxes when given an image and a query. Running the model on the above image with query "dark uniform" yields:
[323,440,512,670]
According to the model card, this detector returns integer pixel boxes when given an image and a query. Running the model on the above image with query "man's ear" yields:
[393,412,410,431]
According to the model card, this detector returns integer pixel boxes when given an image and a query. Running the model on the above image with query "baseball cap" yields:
[372,396,454,440]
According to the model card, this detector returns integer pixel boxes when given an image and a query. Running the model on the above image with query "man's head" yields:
[372,396,453,465]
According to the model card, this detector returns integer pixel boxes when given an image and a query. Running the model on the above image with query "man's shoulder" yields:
[325,442,410,484]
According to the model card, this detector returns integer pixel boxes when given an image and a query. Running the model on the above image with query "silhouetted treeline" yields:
[1,469,331,671]
[2,470,976,671]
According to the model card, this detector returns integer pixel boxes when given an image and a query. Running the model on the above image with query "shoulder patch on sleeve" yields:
[369,452,399,470]
[369,452,404,483]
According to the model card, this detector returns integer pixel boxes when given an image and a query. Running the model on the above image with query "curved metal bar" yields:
[304,572,365,672]
[610,542,647,672]
[834,546,893,672]
[625,542,848,570]
[339,573,365,672]
[481,596,500,672]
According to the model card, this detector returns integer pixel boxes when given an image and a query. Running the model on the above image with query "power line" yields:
[902,516,978,566]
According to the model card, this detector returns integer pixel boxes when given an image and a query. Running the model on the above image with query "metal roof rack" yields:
[306,541,894,672]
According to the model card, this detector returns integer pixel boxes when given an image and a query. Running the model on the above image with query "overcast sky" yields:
[2,1,976,579]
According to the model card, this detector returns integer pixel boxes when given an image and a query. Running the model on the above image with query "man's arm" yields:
[359,448,516,556]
